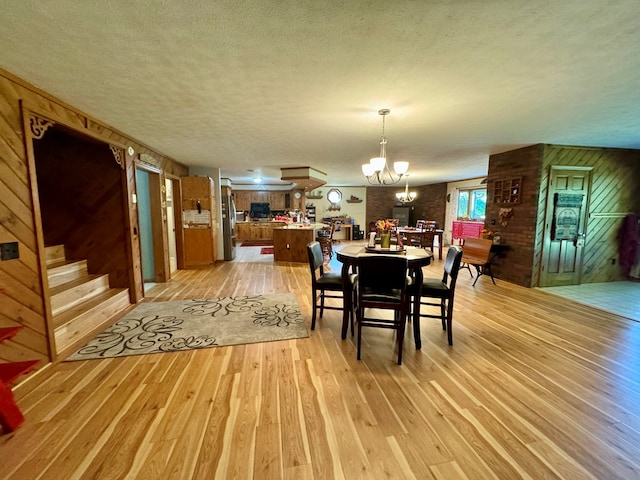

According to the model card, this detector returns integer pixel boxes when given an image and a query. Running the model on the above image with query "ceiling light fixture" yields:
[362,108,408,185]
[396,175,417,203]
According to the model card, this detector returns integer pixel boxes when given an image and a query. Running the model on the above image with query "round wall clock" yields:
[294,191,302,199]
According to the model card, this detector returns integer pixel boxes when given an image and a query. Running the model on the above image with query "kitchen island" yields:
[273,223,327,262]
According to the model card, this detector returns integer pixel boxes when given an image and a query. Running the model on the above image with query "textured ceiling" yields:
[1,1,639,188]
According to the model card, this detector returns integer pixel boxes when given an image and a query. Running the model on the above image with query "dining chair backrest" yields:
[423,220,437,232]
[419,230,436,251]
[461,237,492,265]
[307,241,325,277]
[357,255,409,295]
[356,254,410,364]
[443,245,464,285]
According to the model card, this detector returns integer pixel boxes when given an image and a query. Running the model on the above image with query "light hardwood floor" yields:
[2,243,640,479]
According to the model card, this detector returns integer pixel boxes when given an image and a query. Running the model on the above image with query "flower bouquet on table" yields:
[376,219,395,232]
[376,220,395,249]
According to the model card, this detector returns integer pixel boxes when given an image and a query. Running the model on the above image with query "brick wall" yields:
[486,145,543,287]
[365,183,447,231]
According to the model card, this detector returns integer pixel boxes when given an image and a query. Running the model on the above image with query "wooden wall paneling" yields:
[156,173,171,283]
[18,103,56,362]
[125,153,144,302]
[540,145,640,285]
[1,69,189,374]
[167,176,185,271]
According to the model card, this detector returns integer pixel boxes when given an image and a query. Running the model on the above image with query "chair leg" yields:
[412,297,422,350]
[356,307,363,360]
[320,292,325,318]
[440,299,447,330]
[446,298,454,345]
[486,263,496,285]
[311,290,318,330]
[472,265,483,286]
[460,263,473,278]
[350,289,356,336]
[397,311,406,365]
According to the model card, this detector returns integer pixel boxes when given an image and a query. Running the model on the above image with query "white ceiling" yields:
[2,1,639,188]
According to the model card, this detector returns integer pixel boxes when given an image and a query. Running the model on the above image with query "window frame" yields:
[457,187,487,221]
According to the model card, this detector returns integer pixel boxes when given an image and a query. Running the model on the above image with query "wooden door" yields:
[540,167,592,286]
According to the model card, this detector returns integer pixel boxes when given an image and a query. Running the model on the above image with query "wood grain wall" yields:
[0,69,188,373]
[539,145,640,285]
[488,144,640,287]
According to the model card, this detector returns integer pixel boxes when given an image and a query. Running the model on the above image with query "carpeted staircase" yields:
[46,245,131,358]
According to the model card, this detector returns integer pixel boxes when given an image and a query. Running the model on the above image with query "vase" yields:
[380,232,391,249]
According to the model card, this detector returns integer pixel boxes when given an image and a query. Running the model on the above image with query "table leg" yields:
[341,262,352,339]
[411,265,423,350]
[438,232,443,259]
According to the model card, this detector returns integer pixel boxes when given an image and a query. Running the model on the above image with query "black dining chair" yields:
[410,245,463,346]
[307,241,355,332]
[355,255,411,365]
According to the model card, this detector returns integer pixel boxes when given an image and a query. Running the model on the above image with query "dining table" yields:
[336,244,433,349]
[395,228,444,259]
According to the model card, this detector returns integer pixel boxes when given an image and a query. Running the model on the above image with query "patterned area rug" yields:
[260,247,274,255]
[66,294,306,361]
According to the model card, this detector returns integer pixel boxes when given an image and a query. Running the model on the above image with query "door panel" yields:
[540,168,592,286]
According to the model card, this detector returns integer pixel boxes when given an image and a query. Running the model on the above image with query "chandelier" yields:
[396,175,417,203]
[362,109,408,185]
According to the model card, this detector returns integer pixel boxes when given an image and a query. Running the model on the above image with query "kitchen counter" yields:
[273,223,327,230]
[235,221,287,242]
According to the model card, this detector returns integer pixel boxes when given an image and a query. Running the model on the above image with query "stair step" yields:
[47,260,88,288]
[54,289,131,356]
[45,245,66,266]
[50,274,110,316]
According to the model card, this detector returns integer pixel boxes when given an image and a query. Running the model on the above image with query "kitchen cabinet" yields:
[251,191,270,203]
[181,176,217,266]
[269,192,286,210]
[235,222,287,242]
[234,191,252,211]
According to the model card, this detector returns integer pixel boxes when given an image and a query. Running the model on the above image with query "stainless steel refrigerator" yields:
[222,192,236,260]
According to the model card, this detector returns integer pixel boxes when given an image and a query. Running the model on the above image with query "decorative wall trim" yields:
[29,114,54,139]
[109,145,125,169]
[140,153,159,167]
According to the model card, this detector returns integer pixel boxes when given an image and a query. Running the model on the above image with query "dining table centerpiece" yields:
[377,219,395,248]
